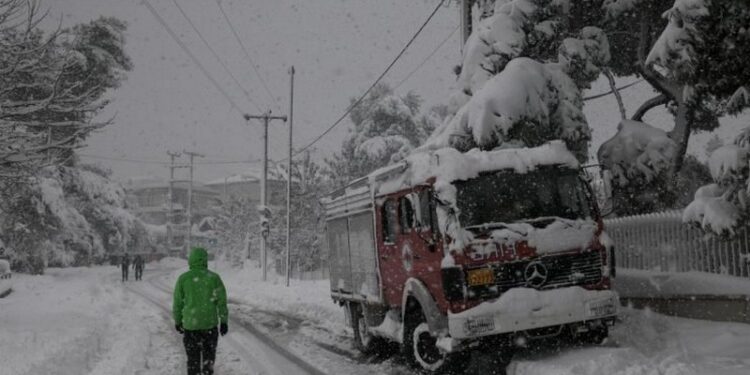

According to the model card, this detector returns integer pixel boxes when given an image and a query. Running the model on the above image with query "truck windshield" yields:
[454,168,593,228]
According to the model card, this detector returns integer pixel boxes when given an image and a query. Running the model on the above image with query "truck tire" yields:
[579,325,608,345]
[350,303,383,354]
[412,322,450,372]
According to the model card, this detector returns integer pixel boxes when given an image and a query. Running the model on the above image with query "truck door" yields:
[410,187,444,298]
[398,190,444,297]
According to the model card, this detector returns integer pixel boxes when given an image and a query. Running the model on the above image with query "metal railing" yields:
[604,210,750,277]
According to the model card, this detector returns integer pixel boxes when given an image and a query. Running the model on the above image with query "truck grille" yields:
[494,251,603,291]
[466,251,603,299]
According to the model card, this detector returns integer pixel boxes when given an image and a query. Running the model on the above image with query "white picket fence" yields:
[604,210,750,278]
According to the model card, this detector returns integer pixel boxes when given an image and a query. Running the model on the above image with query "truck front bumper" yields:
[446,287,618,342]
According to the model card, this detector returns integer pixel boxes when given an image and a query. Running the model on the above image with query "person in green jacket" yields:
[173,247,228,375]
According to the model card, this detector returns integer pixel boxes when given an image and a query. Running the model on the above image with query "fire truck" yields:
[321,141,618,372]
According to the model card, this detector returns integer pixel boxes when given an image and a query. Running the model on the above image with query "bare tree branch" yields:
[603,68,627,119]
[632,94,669,121]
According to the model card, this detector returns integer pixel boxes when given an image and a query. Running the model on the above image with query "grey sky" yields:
[45,0,461,182]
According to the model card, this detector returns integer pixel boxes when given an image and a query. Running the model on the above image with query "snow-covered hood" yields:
[464,218,599,261]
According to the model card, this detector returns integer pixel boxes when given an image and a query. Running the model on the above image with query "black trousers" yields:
[135,267,143,280]
[121,266,129,281]
[183,328,218,375]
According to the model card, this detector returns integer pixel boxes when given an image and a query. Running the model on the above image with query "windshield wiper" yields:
[463,222,519,236]
[521,216,560,228]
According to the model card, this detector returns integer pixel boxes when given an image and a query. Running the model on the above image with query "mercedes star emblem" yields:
[524,261,548,289]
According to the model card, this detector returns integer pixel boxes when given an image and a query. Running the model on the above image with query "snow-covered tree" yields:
[217,154,327,272]
[285,152,326,272]
[0,1,132,176]
[326,83,437,186]
[427,1,748,214]
[215,196,257,268]
[0,165,151,273]
[0,1,138,272]
[423,1,614,162]
[598,0,750,212]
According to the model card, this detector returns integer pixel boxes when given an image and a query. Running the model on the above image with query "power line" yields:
[215,0,280,111]
[170,0,262,112]
[394,24,459,91]
[79,154,167,164]
[78,154,262,165]
[142,0,245,114]
[584,79,644,101]
[291,0,448,159]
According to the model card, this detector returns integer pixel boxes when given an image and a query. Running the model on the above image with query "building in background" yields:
[125,166,292,257]
[204,166,288,207]
[125,176,222,255]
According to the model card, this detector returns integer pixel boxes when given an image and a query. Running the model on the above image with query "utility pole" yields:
[183,150,205,256]
[460,0,475,53]
[285,66,295,287]
[244,111,287,281]
[167,151,181,257]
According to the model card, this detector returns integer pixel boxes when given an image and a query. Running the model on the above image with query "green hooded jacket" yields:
[172,248,228,331]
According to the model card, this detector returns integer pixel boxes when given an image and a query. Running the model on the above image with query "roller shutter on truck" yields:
[348,213,379,298]
[328,217,352,293]
[323,180,381,303]
[327,212,380,300]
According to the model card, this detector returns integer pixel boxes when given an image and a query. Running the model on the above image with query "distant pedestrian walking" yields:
[121,254,130,282]
[173,247,228,375]
[133,255,145,281]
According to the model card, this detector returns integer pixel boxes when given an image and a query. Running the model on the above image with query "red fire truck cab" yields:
[321,141,618,372]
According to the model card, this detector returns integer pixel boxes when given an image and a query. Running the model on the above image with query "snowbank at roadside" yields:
[512,306,750,375]
[217,261,346,336]
[615,268,750,297]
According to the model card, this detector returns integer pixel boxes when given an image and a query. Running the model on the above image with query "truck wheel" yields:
[350,303,382,354]
[411,322,448,372]
[579,326,608,345]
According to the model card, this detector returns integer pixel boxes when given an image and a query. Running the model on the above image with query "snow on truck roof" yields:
[324,141,579,203]
[370,140,579,195]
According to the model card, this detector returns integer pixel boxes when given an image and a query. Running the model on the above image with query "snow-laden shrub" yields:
[458,0,569,96]
[684,129,750,235]
[423,27,608,160]
[646,0,709,77]
[683,183,742,235]
[326,83,438,186]
[598,120,678,186]
[707,145,747,185]
[602,0,645,19]
[0,166,151,271]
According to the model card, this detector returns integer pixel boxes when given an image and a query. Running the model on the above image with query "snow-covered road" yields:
[2,262,750,375]
[0,265,319,375]
[130,270,325,375]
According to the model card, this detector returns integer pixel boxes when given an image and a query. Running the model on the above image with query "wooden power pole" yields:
[244,111,287,281]
[285,66,295,287]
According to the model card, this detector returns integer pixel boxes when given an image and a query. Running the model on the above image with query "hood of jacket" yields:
[188,247,208,270]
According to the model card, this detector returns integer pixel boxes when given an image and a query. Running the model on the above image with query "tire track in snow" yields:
[130,271,326,375]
